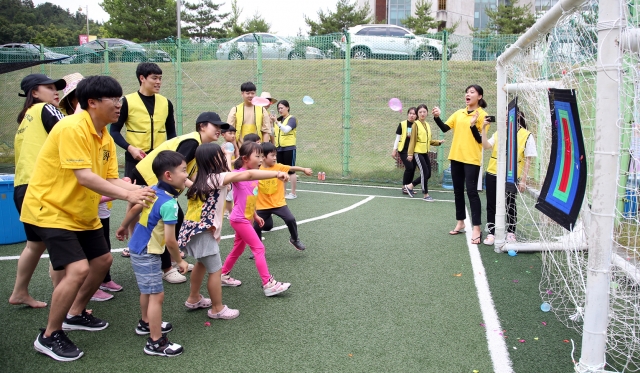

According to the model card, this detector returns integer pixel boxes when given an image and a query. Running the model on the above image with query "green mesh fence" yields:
[0,33,518,185]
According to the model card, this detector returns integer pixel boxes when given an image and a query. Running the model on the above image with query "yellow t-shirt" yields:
[20,110,119,231]
[257,163,290,210]
[445,108,488,166]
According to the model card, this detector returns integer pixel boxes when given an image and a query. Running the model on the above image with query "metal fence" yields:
[0,32,519,186]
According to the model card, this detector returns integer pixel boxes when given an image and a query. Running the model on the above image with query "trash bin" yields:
[0,174,26,244]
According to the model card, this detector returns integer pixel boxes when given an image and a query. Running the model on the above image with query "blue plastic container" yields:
[0,174,26,244]
[442,166,454,190]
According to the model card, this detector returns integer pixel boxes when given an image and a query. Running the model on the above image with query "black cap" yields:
[19,74,66,97]
[196,112,229,129]
[221,125,236,133]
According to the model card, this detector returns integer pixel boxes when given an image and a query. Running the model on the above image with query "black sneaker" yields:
[135,319,173,335]
[62,310,108,331]
[144,335,183,357]
[289,237,306,251]
[404,185,416,198]
[34,328,84,362]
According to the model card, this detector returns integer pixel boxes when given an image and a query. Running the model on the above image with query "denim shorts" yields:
[130,249,163,294]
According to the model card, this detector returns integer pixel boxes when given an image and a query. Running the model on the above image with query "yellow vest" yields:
[486,128,531,177]
[125,92,169,152]
[274,115,297,147]
[14,103,49,186]
[136,131,201,186]
[397,120,412,152]
[235,103,263,141]
[413,120,432,154]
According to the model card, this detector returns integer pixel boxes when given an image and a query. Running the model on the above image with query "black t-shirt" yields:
[41,104,65,133]
[395,121,414,153]
[175,139,199,167]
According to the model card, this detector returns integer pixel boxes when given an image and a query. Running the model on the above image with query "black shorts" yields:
[28,225,110,271]
[277,149,296,175]
[13,184,42,242]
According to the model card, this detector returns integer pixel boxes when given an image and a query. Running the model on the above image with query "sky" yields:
[33,0,342,36]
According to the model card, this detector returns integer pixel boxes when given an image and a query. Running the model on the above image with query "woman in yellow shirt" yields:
[432,85,489,244]
[405,104,444,201]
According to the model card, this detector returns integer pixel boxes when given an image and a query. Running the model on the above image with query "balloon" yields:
[302,95,314,105]
[508,250,517,256]
[388,98,402,112]
[540,302,551,312]
[251,97,271,107]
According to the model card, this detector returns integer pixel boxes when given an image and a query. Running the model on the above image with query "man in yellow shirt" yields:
[21,76,155,362]
[226,82,272,148]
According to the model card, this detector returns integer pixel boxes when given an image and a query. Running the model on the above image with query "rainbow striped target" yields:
[535,88,587,231]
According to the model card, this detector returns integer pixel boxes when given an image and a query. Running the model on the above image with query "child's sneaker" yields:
[90,289,114,302]
[144,335,183,357]
[162,267,187,283]
[263,277,291,297]
[289,237,306,251]
[483,234,495,245]
[99,280,123,292]
[506,233,517,243]
[34,328,83,362]
[285,193,297,200]
[221,273,242,287]
[135,319,173,335]
[207,305,240,319]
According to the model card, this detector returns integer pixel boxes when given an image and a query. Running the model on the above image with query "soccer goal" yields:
[495,0,640,371]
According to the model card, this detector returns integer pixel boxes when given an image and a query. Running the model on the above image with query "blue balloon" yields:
[508,250,517,256]
[302,95,314,105]
[541,302,551,312]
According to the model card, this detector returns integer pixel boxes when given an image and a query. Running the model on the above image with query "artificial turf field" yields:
[0,181,582,372]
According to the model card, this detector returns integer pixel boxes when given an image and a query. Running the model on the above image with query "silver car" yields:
[337,24,449,61]
[216,33,323,60]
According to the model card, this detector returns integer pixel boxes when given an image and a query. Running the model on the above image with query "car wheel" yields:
[351,47,370,60]
[228,51,244,60]
[288,51,304,60]
[416,48,440,61]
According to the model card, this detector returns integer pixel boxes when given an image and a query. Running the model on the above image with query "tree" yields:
[401,0,439,35]
[101,0,177,42]
[483,0,535,35]
[304,0,372,36]
[222,0,245,37]
[244,12,270,33]
[181,0,229,40]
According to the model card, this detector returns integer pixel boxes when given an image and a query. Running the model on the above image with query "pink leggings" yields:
[222,219,271,285]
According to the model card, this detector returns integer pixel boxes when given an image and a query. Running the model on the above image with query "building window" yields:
[438,0,447,10]
[390,0,412,26]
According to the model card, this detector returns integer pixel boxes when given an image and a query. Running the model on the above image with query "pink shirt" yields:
[229,168,259,223]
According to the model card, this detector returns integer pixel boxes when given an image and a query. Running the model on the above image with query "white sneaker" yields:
[221,273,242,287]
[506,233,517,243]
[162,268,186,284]
[284,193,297,200]
[483,234,495,246]
[263,277,291,296]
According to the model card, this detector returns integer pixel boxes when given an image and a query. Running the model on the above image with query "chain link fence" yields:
[0,32,518,186]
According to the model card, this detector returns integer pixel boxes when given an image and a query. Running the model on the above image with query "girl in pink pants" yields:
[221,142,291,297]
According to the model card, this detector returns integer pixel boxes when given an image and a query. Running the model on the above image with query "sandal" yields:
[185,294,212,310]
[449,227,466,235]
[121,248,130,258]
[208,305,240,320]
[471,233,483,245]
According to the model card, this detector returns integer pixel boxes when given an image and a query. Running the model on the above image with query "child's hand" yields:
[303,168,313,176]
[255,216,264,227]
[115,226,128,241]
[175,259,189,274]
[276,172,289,182]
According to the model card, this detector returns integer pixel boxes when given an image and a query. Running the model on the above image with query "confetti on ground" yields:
[348,354,353,357]
[513,279,519,283]
[204,321,211,327]
[542,322,547,326]
[563,340,570,343]
[513,346,517,350]
[546,289,553,295]
[534,337,539,340]
[473,370,479,373]
[480,323,485,327]
[519,339,526,343]
[454,273,462,277]
[526,270,531,273]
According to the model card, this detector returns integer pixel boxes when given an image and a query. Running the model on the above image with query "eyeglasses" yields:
[97,97,124,105]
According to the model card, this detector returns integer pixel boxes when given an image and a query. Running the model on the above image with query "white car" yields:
[337,24,449,61]
[216,33,324,60]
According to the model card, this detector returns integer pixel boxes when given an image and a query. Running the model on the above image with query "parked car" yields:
[0,43,71,63]
[71,38,172,63]
[337,24,450,61]
[216,33,323,60]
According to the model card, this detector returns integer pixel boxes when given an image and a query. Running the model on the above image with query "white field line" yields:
[0,195,375,261]
[464,207,514,372]
[294,189,455,202]
[298,180,455,193]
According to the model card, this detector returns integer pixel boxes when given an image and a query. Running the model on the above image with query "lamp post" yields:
[78,5,89,40]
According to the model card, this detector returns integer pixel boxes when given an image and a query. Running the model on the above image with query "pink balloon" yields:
[389,98,402,112]
[251,97,271,107]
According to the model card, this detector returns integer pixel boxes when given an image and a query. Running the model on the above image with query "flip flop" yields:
[471,233,483,245]
[449,229,466,235]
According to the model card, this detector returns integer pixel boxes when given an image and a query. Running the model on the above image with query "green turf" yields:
[0,183,584,372]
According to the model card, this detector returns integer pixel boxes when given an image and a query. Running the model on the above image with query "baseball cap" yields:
[19,74,66,97]
[196,112,229,129]
[221,125,236,133]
